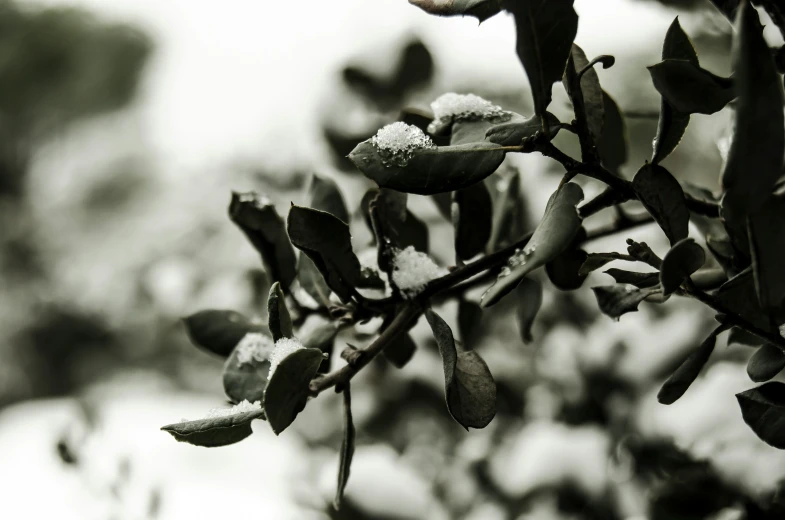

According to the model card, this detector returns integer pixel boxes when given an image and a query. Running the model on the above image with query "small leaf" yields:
[748,343,785,383]
[481,182,584,307]
[161,408,265,448]
[453,183,492,261]
[263,348,324,435]
[515,278,543,343]
[223,331,274,403]
[183,310,263,358]
[484,112,561,146]
[604,268,660,288]
[563,44,604,155]
[748,196,785,319]
[229,192,297,290]
[309,174,349,224]
[736,382,785,449]
[632,163,690,245]
[660,238,705,296]
[349,140,506,195]
[647,60,734,115]
[546,248,588,290]
[598,91,627,172]
[721,2,785,220]
[458,299,483,346]
[658,325,725,404]
[267,282,293,342]
[508,0,578,117]
[334,385,355,511]
[425,309,496,429]
[408,0,503,22]
[652,17,698,163]
[287,205,364,302]
[592,285,659,320]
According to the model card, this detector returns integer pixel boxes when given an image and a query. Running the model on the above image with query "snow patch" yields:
[268,337,305,379]
[370,122,435,166]
[391,246,447,298]
[203,399,261,419]
[428,92,506,133]
[235,332,275,367]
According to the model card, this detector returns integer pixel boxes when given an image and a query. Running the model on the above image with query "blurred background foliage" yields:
[1,0,785,519]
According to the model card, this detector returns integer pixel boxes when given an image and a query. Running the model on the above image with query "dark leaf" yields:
[598,91,628,172]
[748,196,785,319]
[721,2,785,220]
[632,163,690,245]
[729,326,763,347]
[604,268,660,288]
[334,385,355,511]
[303,323,339,373]
[458,299,483,346]
[516,278,543,343]
[453,183,492,261]
[183,310,263,358]
[425,309,496,429]
[592,285,659,320]
[748,343,785,383]
[357,267,386,291]
[652,17,698,163]
[658,325,725,404]
[717,269,776,333]
[229,192,297,290]
[484,112,561,146]
[579,252,632,277]
[546,247,588,290]
[563,44,604,155]
[287,205,364,302]
[264,348,324,435]
[408,0,503,22]
[267,282,293,342]
[660,238,705,296]
[736,382,785,449]
[222,330,273,403]
[349,139,506,195]
[481,182,584,307]
[488,169,527,251]
[648,60,734,115]
[298,255,333,308]
[161,408,265,448]
[508,0,578,117]
[309,174,349,224]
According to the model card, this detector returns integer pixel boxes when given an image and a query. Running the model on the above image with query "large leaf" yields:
[183,310,263,358]
[659,238,705,296]
[747,343,785,383]
[563,44,604,156]
[334,385,355,510]
[598,91,627,172]
[161,408,265,448]
[453,183,492,261]
[267,282,293,342]
[648,59,733,115]
[264,348,324,435]
[658,326,724,404]
[652,17,698,163]
[633,163,689,245]
[481,182,584,307]
[592,285,659,320]
[309,174,349,224]
[508,0,578,117]
[721,2,785,220]
[349,140,506,195]
[287,205,364,302]
[737,382,785,449]
[408,0,503,22]
[229,192,297,290]
[515,278,543,343]
[425,309,496,429]
[748,195,785,319]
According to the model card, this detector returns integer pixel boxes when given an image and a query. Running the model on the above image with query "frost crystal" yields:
[428,92,508,133]
[268,337,305,379]
[235,332,275,367]
[203,399,261,419]
[236,191,272,208]
[370,122,435,167]
[391,246,448,298]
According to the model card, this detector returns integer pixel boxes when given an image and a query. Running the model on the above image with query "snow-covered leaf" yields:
[223,331,274,403]
[161,404,265,448]
[229,192,297,290]
[264,347,324,435]
[481,182,583,307]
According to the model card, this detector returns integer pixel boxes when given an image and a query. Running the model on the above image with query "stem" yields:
[309,304,421,395]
